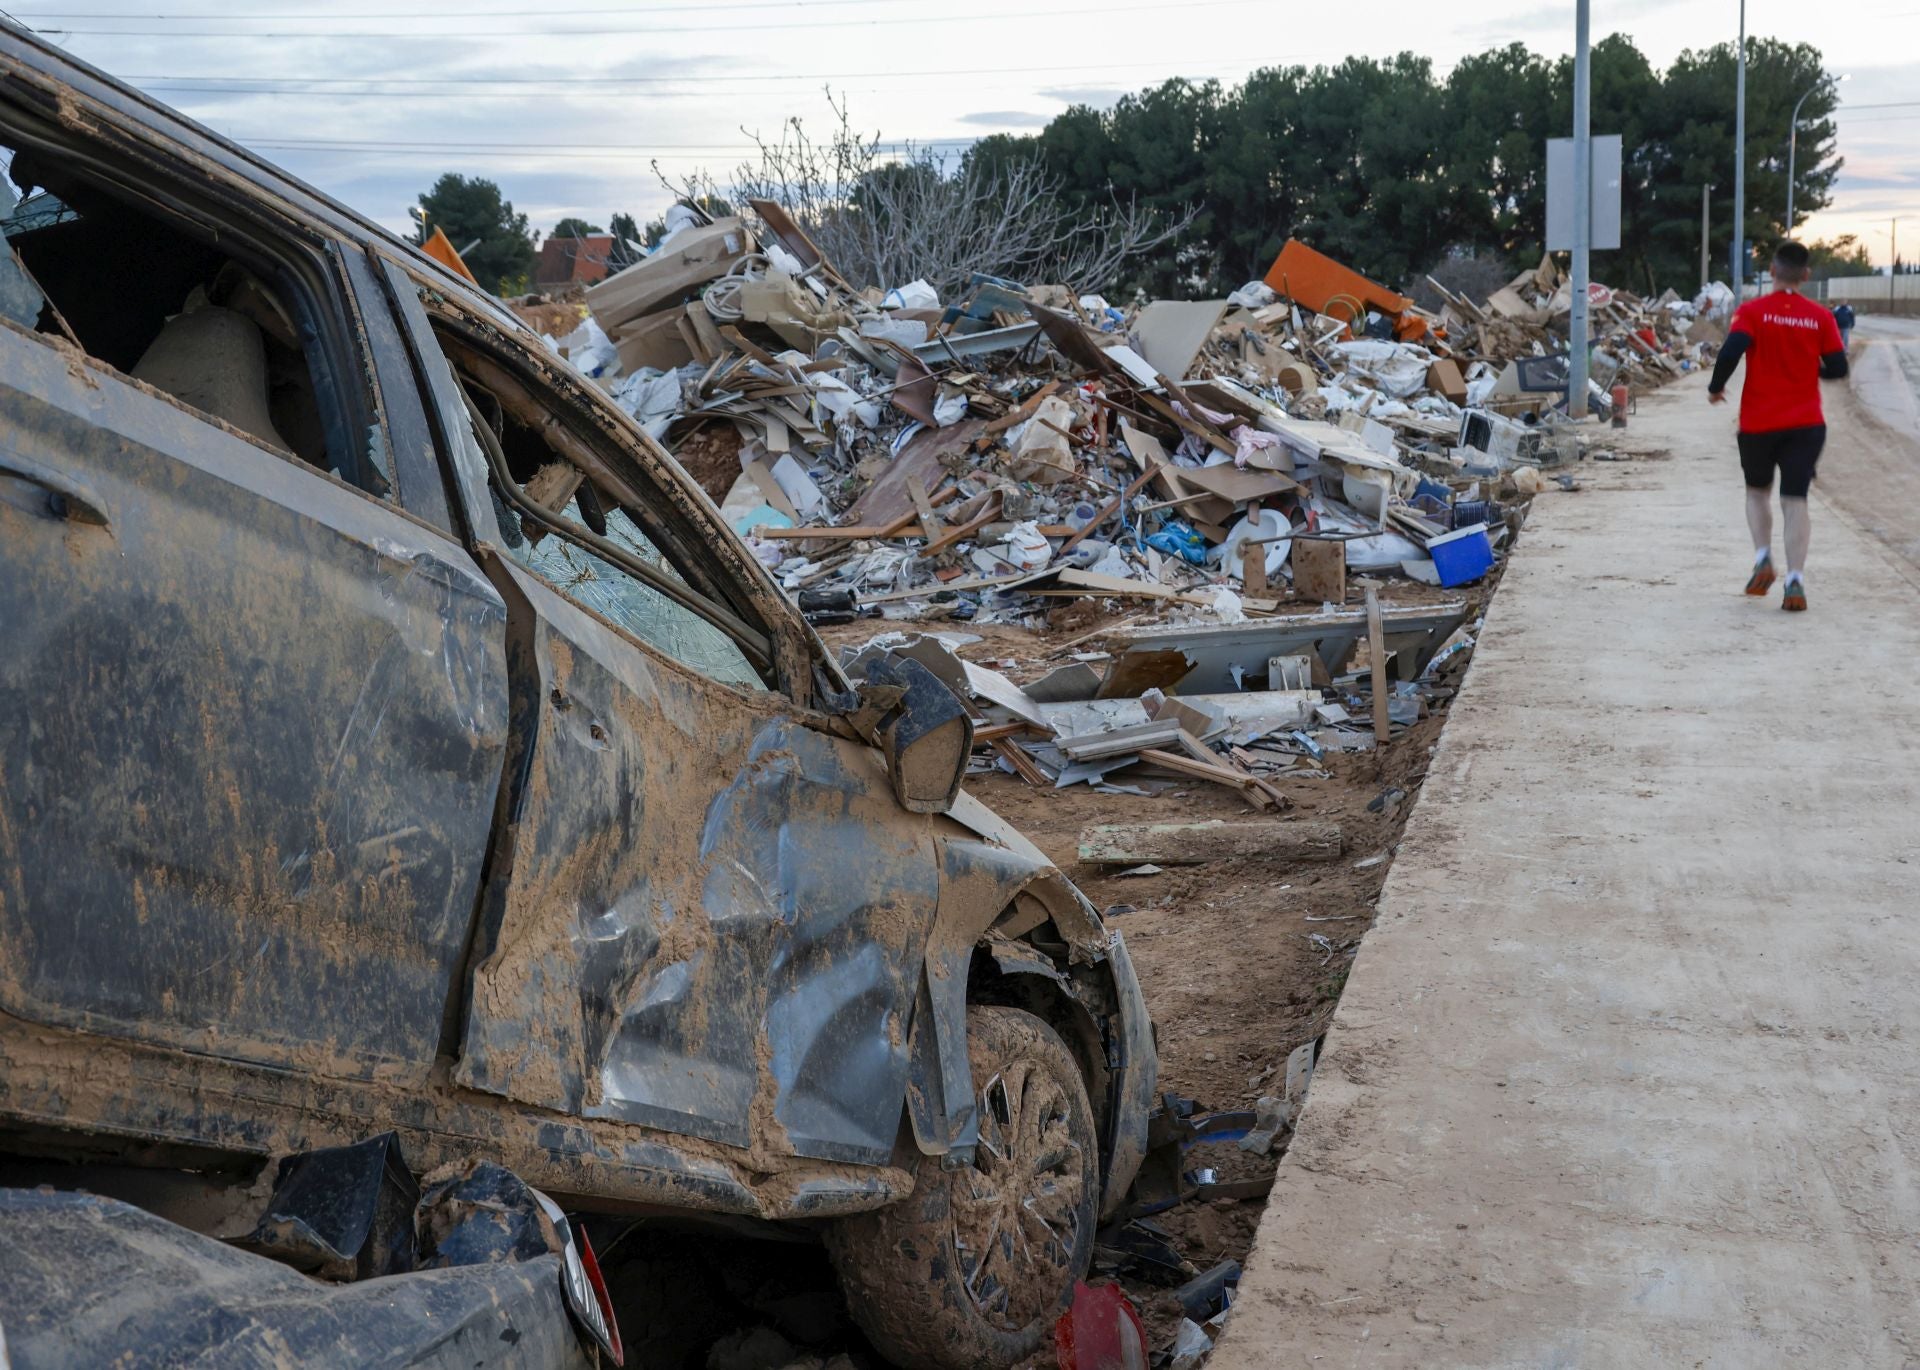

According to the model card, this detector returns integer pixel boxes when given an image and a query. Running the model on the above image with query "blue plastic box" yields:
[1428,522,1494,586]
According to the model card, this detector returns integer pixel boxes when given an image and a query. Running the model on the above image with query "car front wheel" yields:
[827,1005,1099,1370]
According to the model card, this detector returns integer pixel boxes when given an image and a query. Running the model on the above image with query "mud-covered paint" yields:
[457,557,940,1167]
[0,321,508,1080]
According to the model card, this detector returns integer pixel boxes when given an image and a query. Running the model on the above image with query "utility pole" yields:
[1894,217,1902,314]
[1570,0,1591,418]
[1700,183,1713,291]
[1730,0,1746,295]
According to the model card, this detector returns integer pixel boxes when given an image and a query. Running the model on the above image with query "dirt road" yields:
[1214,368,1920,1368]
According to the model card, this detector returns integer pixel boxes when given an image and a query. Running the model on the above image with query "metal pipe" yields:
[1570,0,1592,418]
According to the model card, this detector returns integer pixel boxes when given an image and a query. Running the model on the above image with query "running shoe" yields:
[1745,554,1776,596]
[1782,577,1807,612]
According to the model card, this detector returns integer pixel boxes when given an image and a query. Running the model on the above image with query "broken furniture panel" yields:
[1109,601,1468,693]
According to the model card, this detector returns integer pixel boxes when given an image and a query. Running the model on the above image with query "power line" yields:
[17,0,888,13]
[123,58,1249,88]
[23,0,897,14]
[38,0,1262,37]
[238,136,980,150]
[243,145,814,161]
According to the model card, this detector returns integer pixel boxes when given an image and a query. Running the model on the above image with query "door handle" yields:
[0,452,110,527]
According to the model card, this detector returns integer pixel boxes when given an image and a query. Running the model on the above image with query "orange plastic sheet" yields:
[421,225,479,286]
[1262,237,1427,342]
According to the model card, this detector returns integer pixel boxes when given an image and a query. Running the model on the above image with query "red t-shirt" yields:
[1728,291,1844,433]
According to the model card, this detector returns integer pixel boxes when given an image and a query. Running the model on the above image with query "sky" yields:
[11,0,1916,273]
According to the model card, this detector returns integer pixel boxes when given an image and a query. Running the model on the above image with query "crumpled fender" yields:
[904,791,1157,1213]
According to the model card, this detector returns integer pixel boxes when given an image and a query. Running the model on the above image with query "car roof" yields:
[0,20,527,336]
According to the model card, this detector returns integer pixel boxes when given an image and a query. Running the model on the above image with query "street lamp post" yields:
[1701,183,1714,291]
[1786,74,1846,235]
[1730,0,1745,294]
[1873,217,1904,314]
[1570,0,1591,418]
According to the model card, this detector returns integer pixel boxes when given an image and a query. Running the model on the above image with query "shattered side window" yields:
[508,500,766,692]
[0,138,387,497]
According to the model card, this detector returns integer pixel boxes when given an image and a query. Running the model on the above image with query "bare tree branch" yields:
[708,92,1194,298]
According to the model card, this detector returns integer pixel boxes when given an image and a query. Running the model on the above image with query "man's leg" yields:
[1776,425,1824,612]
[1782,497,1811,576]
[1737,432,1777,592]
[1746,484,1774,556]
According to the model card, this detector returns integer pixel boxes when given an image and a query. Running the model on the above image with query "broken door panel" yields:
[0,327,509,1080]
[458,556,938,1164]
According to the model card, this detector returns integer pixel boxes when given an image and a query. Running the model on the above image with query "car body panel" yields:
[0,321,509,1081]
[457,555,940,1167]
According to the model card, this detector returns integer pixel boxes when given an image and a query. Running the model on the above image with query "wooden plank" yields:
[1366,586,1391,745]
[981,381,1063,437]
[717,324,784,368]
[1174,728,1220,767]
[1131,749,1281,810]
[1136,389,1237,457]
[992,738,1050,786]
[875,480,958,539]
[1241,541,1268,593]
[1291,536,1347,603]
[846,418,986,531]
[906,474,945,542]
[971,721,1044,744]
[1079,818,1344,865]
[924,493,1004,555]
[854,566,1060,605]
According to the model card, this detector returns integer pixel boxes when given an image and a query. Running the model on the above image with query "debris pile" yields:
[513,215,1693,790]
[521,219,1704,624]
[1421,250,1723,400]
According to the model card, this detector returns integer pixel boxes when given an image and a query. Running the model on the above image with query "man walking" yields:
[1833,301,1856,349]
[1707,242,1850,612]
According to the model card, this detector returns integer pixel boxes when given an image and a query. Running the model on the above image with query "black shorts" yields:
[1738,425,1825,497]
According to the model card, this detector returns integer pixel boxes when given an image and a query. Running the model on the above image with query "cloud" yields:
[956,110,1050,128]
[1037,86,1132,109]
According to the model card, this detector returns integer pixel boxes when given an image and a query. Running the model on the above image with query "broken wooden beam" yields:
[1133,748,1288,811]
[1078,819,1344,866]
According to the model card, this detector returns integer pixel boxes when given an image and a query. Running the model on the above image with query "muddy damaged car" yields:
[0,28,1154,1370]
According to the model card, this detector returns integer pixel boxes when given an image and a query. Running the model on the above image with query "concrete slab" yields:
[1213,370,1920,1369]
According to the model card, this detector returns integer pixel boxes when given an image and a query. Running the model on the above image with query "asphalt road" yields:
[1816,314,1920,573]
[1849,314,1920,442]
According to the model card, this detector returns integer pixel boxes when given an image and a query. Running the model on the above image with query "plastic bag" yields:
[881,278,939,310]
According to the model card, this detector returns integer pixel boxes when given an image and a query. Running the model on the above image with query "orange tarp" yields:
[421,225,479,286]
[1262,238,1427,342]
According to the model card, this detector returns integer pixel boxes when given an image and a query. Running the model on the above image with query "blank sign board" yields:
[1546,134,1622,252]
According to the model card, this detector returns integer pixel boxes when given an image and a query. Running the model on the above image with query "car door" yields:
[391,268,945,1166]
[0,135,508,1083]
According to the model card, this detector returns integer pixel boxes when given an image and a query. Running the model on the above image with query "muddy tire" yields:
[826,1005,1098,1370]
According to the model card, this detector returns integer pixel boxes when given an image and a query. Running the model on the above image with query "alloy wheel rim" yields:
[949,1061,1086,1331]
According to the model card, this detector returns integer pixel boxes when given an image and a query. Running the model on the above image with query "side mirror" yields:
[855,655,973,815]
